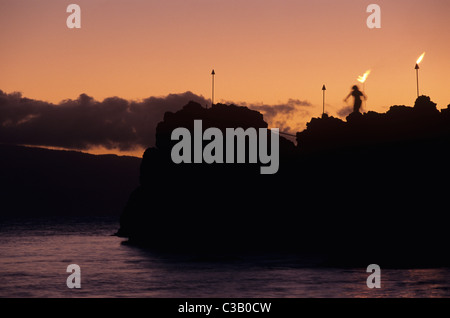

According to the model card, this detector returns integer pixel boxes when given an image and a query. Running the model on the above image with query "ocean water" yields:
[0,217,449,298]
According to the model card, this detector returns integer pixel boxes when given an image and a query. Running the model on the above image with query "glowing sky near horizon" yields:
[1,0,450,151]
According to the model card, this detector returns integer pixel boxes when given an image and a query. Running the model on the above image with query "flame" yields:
[416,52,425,64]
[357,69,371,83]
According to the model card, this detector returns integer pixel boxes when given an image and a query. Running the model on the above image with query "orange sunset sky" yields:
[1,0,450,156]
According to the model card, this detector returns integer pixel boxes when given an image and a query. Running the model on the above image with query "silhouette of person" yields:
[344,85,366,113]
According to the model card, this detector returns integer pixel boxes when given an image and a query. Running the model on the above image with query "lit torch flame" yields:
[416,52,425,65]
[357,70,371,83]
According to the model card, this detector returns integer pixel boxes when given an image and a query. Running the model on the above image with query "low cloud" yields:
[0,90,313,152]
[336,105,353,118]
[0,90,207,151]
[230,98,313,135]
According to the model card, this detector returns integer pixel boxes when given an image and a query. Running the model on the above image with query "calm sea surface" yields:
[0,217,449,298]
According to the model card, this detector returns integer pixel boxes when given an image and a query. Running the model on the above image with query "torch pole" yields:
[322,85,326,116]
[322,91,324,115]
[415,64,420,98]
[211,69,215,108]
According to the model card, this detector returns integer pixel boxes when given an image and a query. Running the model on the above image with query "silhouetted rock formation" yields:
[118,97,450,268]
[294,95,450,267]
[117,102,298,252]
[297,96,445,154]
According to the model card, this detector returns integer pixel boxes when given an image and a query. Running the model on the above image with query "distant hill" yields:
[0,144,141,217]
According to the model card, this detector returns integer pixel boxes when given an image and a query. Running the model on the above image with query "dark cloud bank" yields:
[0,90,312,152]
[0,90,207,151]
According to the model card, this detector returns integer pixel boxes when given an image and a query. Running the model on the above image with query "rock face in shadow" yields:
[118,97,450,268]
[293,96,450,267]
[117,102,298,252]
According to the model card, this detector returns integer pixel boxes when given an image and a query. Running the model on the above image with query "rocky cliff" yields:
[117,97,450,267]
